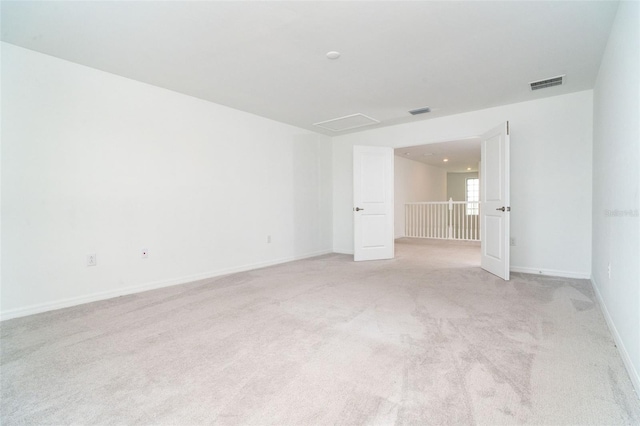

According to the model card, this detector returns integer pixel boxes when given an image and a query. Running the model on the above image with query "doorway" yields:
[394,137,481,243]
[391,122,511,280]
[352,123,510,280]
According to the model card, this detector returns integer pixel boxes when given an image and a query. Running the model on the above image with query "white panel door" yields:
[480,122,510,280]
[353,146,394,261]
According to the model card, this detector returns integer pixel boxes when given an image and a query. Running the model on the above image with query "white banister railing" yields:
[405,198,480,241]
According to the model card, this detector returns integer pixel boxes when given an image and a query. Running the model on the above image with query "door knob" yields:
[354,207,364,211]
[496,207,511,212]
[496,207,505,211]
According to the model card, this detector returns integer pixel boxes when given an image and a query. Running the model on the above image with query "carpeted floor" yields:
[1,238,639,425]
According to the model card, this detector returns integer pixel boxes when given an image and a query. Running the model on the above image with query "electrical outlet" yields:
[267,235,271,244]
[87,254,97,266]
[510,237,516,246]
[141,248,149,259]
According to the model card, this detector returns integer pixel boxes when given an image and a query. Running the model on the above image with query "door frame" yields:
[393,136,482,241]
[392,127,510,278]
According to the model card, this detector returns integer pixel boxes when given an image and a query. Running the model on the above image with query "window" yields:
[466,178,479,215]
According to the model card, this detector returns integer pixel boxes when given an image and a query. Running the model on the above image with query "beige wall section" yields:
[447,172,479,201]
[394,156,446,238]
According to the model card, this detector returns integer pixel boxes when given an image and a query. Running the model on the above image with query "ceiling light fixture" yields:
[326,51,341,60]
[443,158,449,162]
[467,167,472,171]
[404,152,411,156]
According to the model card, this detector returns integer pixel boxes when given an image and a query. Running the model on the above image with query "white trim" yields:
[591,277,640,399]
[0,250,332,322]
[333,248,354,255]
[510,266,590,280]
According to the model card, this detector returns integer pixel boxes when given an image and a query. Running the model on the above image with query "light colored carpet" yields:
[1,238,639,425]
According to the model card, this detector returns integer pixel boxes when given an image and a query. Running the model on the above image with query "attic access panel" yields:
[314,113,380,132]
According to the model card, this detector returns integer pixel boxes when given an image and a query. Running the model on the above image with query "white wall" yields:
[1,43,333,319]
[394,156,446,238]
[332,91,593,279]
[591,1,640,394]
[447,172,478,202]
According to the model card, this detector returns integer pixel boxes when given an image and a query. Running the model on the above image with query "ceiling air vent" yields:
[530,75,565,91]
[409,106,431,115]
[313,113,380,132]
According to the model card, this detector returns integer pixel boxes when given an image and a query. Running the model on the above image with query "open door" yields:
[480,122,510,280]
[353,145,394,261]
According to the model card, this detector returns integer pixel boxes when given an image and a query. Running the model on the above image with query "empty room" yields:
[1,1,639,424]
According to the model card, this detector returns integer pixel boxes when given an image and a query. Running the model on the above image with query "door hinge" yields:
[506,121,510,135]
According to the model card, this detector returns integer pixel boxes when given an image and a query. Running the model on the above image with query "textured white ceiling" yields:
[1,1,619,135]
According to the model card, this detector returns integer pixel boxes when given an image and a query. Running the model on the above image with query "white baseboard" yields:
[0,249,332,322]
[333,247,354,255]
[510,266,590,279]
[591,277,640,399]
